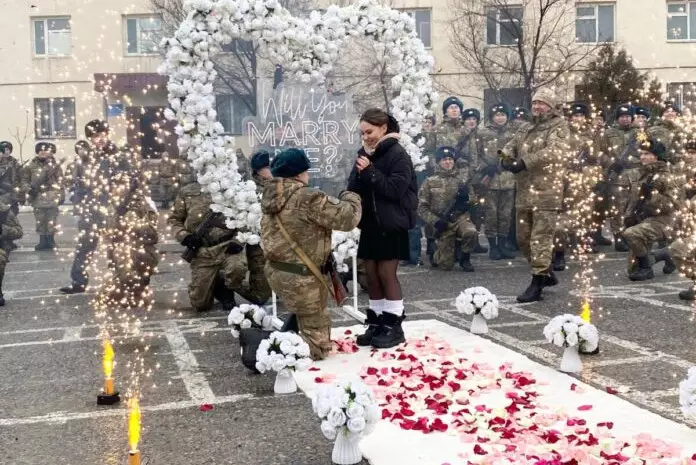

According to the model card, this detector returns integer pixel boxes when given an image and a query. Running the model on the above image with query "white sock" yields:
[383,299,404,316]
[369,299,385,315]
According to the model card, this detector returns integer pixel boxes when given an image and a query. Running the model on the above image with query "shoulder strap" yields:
[274,215,333,296]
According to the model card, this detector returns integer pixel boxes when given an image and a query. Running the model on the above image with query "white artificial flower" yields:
[566,331,579,347]
[321,420,338,440]
[552,332,565,347]
[228,309,244,325]
[255,361,268,373]
[295,357,312,371]
[355,393,373,407]
[296,342,311,358]
[327,407,347,428]
[279,340,293,354]
[364,403,380,423]
[230,328,240,338]
[271,358,287,372]
[346,403,365,419]
[240,318,252,329]
[252,307,266,326]
[347,417,366,433]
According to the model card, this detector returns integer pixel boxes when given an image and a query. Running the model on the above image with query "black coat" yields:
[347,137,418,233]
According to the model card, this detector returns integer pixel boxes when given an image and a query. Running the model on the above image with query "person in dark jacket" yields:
[347,108,418,350]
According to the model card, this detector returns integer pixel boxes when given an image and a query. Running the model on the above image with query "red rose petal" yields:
[570,383,578,391]
[577,404,593,411]
[606,386,618,395]
[473,444,488,455]
[366,367,378,376]
[308,367,321,372]
[344,329,352,335]
[314,377,325,383]
[199,403,214,412]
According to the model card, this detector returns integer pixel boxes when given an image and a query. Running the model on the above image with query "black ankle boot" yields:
[356,309,383,346]
[371,312,405,349]
[239,327,273,373]
[614,234,629,252]
[35,235,49,251]
[487,236,501,260]
[543,269,559,287]
[516,275,545,303]
[593,230,612,246]
[59,283,86,294]
[459,252,474,272]
[46,235,56,250]
[628,255,654,281]
[552,251,566,271]
[653,247,676,274]
[426,238,437,267]
[498,236,516,259]
[280,314,298,332]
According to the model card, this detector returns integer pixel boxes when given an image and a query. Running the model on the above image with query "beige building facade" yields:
[0,0,695,162]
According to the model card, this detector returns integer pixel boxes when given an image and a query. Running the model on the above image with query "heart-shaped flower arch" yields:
[159,0,435,244]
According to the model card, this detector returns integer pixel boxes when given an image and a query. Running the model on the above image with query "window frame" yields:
[32,16,72,57]
[485,6,524,47]
[124,15,163,56]
[400,8,433,49]
[575,3,615,44]
[215,94,256,136]
[33,97,77,139]
[666,1,696,42]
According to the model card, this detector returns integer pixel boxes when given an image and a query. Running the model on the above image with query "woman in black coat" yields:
[347,108,418,349]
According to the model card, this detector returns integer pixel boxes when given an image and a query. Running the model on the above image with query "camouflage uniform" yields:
[418,166,477,270]
[503,111,570,275]
[433,118,466,164]
[0,155,20,211]
[177,158,196,188]
[648,119,683,164]
[624,160,679,274]
[477,122,516,238]
[158,154,179,208]
[21,156,64,234]
[260,178,361,360]
[169,182,248,312]
[0,204,23,301]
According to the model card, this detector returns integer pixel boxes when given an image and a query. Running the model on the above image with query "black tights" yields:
[364,259,402,301]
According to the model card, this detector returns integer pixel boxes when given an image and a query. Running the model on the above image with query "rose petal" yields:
[577,404,593,411]
[199,403,214,412]
[309,367,321,372]
[605,386,618,395]
[344,329,352,335]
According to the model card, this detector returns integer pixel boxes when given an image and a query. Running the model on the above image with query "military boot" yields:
[543,268,559,287]
[473,235,488,254]
[59,283,86,294]
[239,327,273,373]
[628,255,654,281]
[356,309,383,346]
[34,235,50,251]
[371,312,405,349]
[652,248,676,274]
[459,253,474,272]
[46,235,56,250]
[280,314,299,332]
[213,274,237,311]
[516,275,545,303]
[487,236,502,260]
[552,251,566,271]
[679,286,696,301]
[614,234,629,252]
[593,229,613,246]
[426,238,437,267]
[498,236,516,259]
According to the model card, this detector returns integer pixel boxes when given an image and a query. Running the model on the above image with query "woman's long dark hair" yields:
[360,108,400,134]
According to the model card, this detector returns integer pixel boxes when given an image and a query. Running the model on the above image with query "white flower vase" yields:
[332,431,362,465]
[470,313,489,334]
[273,368,297,394]
[560,345,583,373]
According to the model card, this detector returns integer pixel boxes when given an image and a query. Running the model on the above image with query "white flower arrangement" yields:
[160,0,435,243]
[255,331,312,373]
[332,229,361,272]
[455,286,499,320]
[313,380,380,441]
[543,314,599,353]
[679,366,696,419]
[227,303,274,338]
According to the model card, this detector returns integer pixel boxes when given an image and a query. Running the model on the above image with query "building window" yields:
[667,82,696,111]
[33,17,71,56]
[486,7,524,46]
[402,9,432,48]
[125,16,162,55]
[667,2,696,40]
[216,95,256,135]
[34,98,76,138]
[576,4,615,43]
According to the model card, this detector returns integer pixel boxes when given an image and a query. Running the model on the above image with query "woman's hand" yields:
[356,156,371,172]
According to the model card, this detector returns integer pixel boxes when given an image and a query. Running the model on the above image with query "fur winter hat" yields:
[85,119,109,138]
[462,108,481,123]
[35,142,57,154]
[662,102,681,116]
[615,105,634,119]
[634,106,651,119]
[435,146,457,162]
[271,148,310,178]
[0,141,12,153]
[488,103,511,120]
[570,102,589,117]
[251,150,271,173]
[442,96,464,116]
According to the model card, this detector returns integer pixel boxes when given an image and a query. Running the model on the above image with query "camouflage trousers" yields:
[517,208,558,275]
[265,265,332,361]
[607,169,640,235]
[669,238,696,280]
[188,242,247,312]
[0,248,8,288]
[434,214,477,270]
[159,184,178,204]
[235,244,272,305]
[108,243,159,307]
[33,207,59,234]
[624,217,673,270]
[484,189,515,237]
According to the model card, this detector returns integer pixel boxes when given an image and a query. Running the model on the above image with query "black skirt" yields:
[357,229,410,261]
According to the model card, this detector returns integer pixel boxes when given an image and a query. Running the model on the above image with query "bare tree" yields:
[8,109,31,164]
[448,0,600,109]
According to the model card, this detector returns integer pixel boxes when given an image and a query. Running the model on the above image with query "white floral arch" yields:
[159,0,435,244]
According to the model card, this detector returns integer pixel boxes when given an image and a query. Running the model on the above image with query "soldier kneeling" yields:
[623,139,678,281]
[418,146,477,271]
[0,202,22,306]
[168,179,246,312]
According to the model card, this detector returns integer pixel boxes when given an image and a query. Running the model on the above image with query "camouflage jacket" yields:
[477,122,516,190]
[600,124,641,178]
[418,166,471,225]
[563,124,602,207]
[0,156,20,204]
[648,119,683,164]
[0,204,23,255]
[21,156,64,208]
[158,157,178,187]
[108,193,159,247]
[168,182,240,249]
[455,127,483,168]
[625,161,679,219]
[433,118,466,153]
[260,178,361,268]
[252,172,269,196]
[502,112,570,211]
[177,159,196,187]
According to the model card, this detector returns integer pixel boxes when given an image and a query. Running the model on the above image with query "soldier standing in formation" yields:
[0,141,20,215]
[476,103,516,260]
[418,146,476,272]
[260,148,361,360]
[0,202,23,306]
[22,142,64,251]
[648,103,683,164]
[158,151,178,209]
[501,88,570,303]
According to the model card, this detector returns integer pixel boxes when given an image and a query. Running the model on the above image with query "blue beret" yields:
[462,108,481,122]
[634,106,651,119]
[251,150,270,172]
[488,103,510,120]
[442,96,463,115]
[270,148,311,178]
[435,146,457,162]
